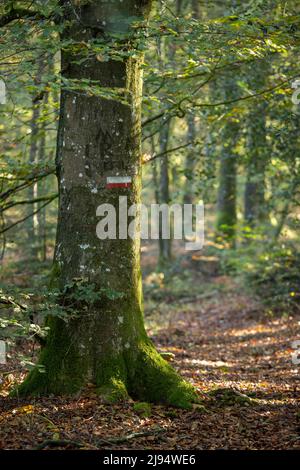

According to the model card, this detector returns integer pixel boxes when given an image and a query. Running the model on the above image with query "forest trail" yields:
[0,253,299,449]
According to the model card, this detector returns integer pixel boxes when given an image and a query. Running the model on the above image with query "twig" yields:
[143,141,201,164]
[0,195,57,235]
[176,290,218,304]
[0,8,49,28]
[0,297,27,311]
[34,428,164,450]
[1,194,58,213]
[35,439,85,450]
[97,429,163,446]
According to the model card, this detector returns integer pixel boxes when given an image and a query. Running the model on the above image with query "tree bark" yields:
[192,0,200,18]
[244,131,267,228]
[183,0,199,206]
[27,100,41,257]
[155,0,183,268]
[183,112,196,206]
[216,79,239,246]
[158,122,172,267]
[244,63,269,228]
[18,0,196,408]
[37,90,49,261]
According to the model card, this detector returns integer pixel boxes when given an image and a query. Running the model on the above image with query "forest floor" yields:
[0,244,299,450]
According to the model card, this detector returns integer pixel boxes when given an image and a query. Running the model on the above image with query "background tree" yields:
[216,77,240,247]
[244,61,269,231]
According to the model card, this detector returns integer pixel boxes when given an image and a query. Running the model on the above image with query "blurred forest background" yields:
[0,0,300,450]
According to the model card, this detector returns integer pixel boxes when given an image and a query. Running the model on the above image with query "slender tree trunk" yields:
[156,0,172,267]
[192,0,200,18]
[150,137,160,205]
[183,112,196,205]
[158,122,172,267]
[18,0,196,408]
[37,91,49,261]
[183,1,199,206]
[244,65,268,228]
[155,0,183,268]
[27,103,40,258]
[27,59,45,258]
[216,79,239,246]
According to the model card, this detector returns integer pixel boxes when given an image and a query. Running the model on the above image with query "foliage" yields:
[218,241,300,313]
[246,244,300,313]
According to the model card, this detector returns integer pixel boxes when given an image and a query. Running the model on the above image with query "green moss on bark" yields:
[96,378,128,403]
[48,261,61,289]
[16,316,89,396]
[133,402,151,417]
[128,341,198,409]
[16,333,198,408]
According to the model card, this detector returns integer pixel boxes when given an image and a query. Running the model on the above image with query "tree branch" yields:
[0,195,58,235]
[0,8,48,28]
[143,140,201,164]
[192,74,300,109]
[0,167,55,202]
[1,194,58,213]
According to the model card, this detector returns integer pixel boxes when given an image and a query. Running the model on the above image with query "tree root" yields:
[16,340,199,409]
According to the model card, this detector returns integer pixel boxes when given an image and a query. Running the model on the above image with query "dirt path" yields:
[0,269,299,449]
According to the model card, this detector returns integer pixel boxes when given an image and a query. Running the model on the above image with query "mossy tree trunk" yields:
[18,0,196,408]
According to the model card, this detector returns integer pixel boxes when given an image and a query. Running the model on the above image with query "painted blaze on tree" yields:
[19,0,197,408]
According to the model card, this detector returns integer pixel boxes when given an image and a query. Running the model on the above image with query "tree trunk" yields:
[183,112,196,205]
[244,66,268,228]
[155,0,184,268]
[245,112,266,227]
[183,0,199,207]
[192,0,200,18]
[37,90,49,261]
[26,103,40,258]
[216,79,239,246]
[150,137,160,206]
[158,122,172,267]
[18,0,196,408]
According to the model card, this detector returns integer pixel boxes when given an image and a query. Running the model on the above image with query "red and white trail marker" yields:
[106,176,132,189]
